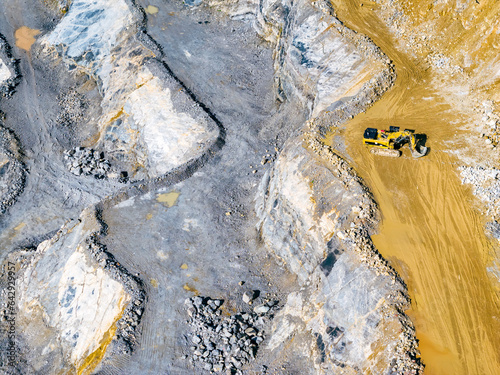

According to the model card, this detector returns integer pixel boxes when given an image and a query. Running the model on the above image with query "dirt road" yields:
[328,1,500,374]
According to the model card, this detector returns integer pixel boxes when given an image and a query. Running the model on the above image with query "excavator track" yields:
[369,148,401,157]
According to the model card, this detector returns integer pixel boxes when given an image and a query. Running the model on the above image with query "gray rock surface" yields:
[0,55,11,87]
[0,35,20,97]
[256,135,422,374]
[209,0,390,116]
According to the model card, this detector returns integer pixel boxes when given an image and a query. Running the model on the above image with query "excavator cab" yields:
[362,127,428,158]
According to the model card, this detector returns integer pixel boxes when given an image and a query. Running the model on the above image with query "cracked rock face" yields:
[0,37,18,95]
[211,0,385,116]
[15,208,130,374]
[266,0,383,116]
[43,0,218,180]
[257,138,422,374]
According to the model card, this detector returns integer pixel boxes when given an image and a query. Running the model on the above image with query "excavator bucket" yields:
[411,144,428,158]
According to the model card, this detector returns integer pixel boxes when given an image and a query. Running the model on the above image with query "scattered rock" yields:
[56,88,88,127]
[253,305,269,314]
[185,295,276,373]
[242,290,259,304]
[64,147,111,179]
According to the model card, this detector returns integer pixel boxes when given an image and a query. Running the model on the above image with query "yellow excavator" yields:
[362,126,428,158]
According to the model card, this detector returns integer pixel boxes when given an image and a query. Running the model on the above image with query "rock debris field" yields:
[185,292,278,374]
[64,147,112,179]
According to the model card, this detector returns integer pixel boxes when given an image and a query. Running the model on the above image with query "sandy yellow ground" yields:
[14,26,40,51]
[327,1,500,374]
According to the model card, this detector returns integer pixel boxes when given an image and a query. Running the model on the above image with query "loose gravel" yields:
[185,294,278,374]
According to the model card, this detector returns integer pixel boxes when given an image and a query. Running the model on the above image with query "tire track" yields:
[328,1,500,374]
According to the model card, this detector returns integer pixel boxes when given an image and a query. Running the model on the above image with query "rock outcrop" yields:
[257,135,422,374]
[208,0,390,118]
[8,207,144,374]
[0,0,429,373]
[43,0,219,180]
[0,35,20,97]
[0,56,10,87]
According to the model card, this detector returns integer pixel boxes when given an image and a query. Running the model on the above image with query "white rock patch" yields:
[17,212,130,371]
[0,58,11,86]
[44,0,135,65]
[286,12,376,117]
[43,0,218,179]
[126,73,216,176]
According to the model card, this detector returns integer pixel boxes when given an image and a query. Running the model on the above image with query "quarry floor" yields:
[328,1,500,374]
[0,0,499,374]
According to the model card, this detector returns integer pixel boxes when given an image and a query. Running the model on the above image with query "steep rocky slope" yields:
[0,0,421,373]
[11,209,131,374]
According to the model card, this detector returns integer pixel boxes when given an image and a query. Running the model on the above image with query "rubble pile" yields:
[307,133,424,373]
[185,295,277,374]
[63,147,111,178]
[43,0,219,180]
[0,125,25,214]
[85,232,146,354]
[459,165,500,220]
